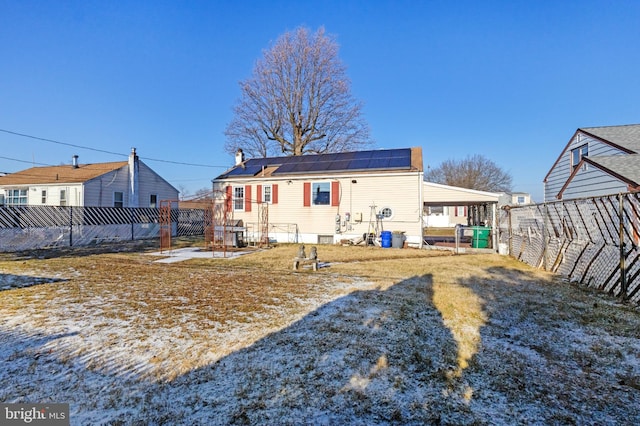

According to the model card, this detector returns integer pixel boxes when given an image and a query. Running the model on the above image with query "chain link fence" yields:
[0,206,206,252]
[499,192,640,304]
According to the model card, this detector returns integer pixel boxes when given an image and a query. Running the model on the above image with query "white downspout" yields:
[128,148,139,207]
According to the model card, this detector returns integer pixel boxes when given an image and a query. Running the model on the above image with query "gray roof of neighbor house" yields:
[545,124,640,183]
[215,147,423,180]
[580,124,640,153]
[585,154,640,187]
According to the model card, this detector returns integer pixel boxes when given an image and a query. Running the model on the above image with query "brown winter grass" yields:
[1,242,637,390]
[0,243,527,380]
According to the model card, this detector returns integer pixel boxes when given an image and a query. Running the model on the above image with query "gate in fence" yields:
[0,205,206,252]
[500,192,640,304]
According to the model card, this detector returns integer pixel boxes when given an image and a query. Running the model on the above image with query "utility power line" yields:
[0,155,52,166]
[0,128,228,169]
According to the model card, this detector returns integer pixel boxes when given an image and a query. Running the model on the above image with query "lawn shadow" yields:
[0,239,161,261]
[0,329,80,403]
[453,265,640,424]
[143,274,480,425]
[0,273,67,291]
[4,273,468,424]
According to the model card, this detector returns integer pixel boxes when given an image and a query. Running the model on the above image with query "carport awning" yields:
[423,182,500,205]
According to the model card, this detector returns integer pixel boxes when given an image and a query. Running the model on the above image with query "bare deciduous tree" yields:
[224,26,372,158]
[426,154,513,192]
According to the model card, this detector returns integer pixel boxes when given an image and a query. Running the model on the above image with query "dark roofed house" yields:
[544,124,640,201]
[212,147,425,246]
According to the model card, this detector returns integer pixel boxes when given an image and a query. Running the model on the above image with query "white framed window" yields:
[517,196,525,204]
[150,194,157,208]
[41,190,47,204]
[571,144,588,171]
[6,189,27,205]
[114,191,124,208]
[312,182,330,205]
[455,206,466,217]
[262,185,272,204]
[234,186,244,211]
[59,189,67,206]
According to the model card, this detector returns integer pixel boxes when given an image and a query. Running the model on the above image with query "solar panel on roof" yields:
[348,159,371,169]
[226,165,263,176]
[389,156,410,168]
[370,150,389,159]
[330,160,351,170]
[269,148,413,174]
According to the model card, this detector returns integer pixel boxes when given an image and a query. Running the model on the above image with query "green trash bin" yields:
[471,226,490,248]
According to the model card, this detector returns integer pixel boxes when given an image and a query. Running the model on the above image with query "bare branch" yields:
[425,154,513,192]
[224,26,372,158]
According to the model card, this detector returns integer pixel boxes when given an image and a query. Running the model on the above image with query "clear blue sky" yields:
[2,0,639,202]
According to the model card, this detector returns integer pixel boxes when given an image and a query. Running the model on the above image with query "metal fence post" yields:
[507,206,512,256]
[619,193,627,300]
[542,203,548,270]
[130,208,135,241]
[69,206,73,247]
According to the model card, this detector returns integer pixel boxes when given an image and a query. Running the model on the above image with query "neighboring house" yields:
[544,124,640,201]
[498,192,532,207]
[178,192,214,209]
[212,147,424,246]
[0,149,178,207]
[423,182,500,228]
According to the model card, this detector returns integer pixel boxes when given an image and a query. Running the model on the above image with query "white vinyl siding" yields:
[83,162,178,207]
[214,171,424,246]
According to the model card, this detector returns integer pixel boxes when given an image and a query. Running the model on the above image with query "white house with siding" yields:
[0,149,178,207]
[544,124,640,201]
[212,147,425,247]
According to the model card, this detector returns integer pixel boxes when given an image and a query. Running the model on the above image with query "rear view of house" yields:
[212,147,424,246]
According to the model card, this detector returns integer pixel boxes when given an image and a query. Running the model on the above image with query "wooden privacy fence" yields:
[0,205,207,252]
[499,192,640,304]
